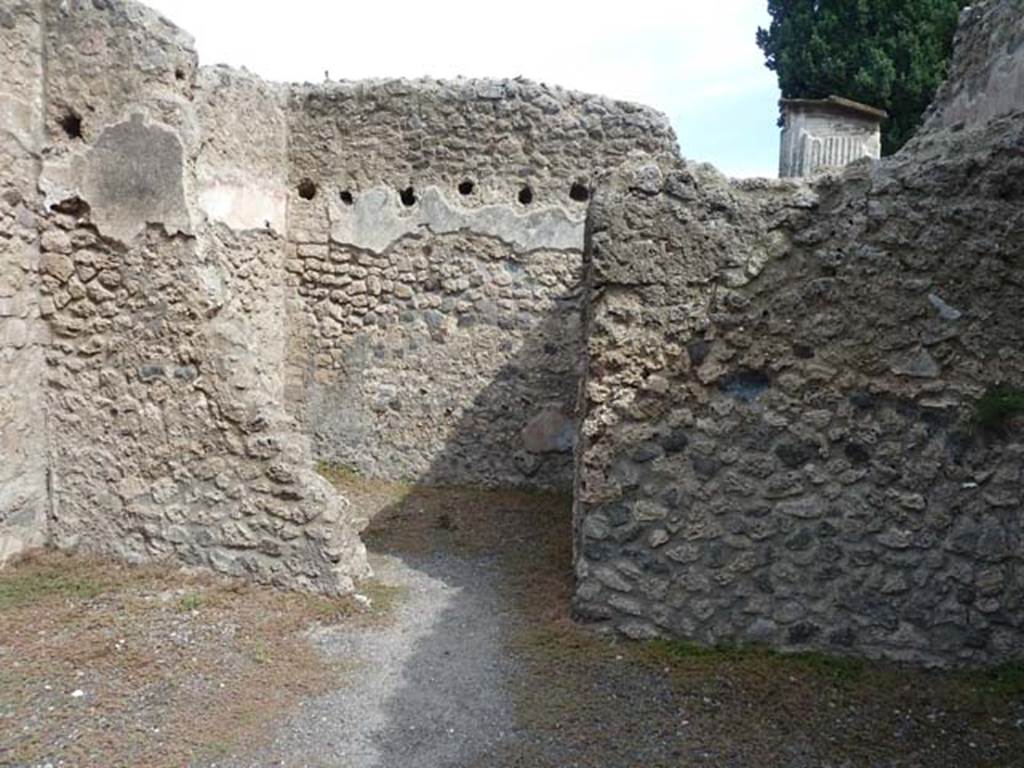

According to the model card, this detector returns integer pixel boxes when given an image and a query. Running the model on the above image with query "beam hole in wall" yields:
[400,186,417,206]
[340,190,355,206]
[50,196,91,217]
[518,185,534,205]
[297,178,318,200]
[569,183,590,202]
[58,110,83,140]
[458,180,475,196]
[174,67,186,81]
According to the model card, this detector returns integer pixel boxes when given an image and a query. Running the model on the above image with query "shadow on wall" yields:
[303,229,588,492]
[325,279,587,492]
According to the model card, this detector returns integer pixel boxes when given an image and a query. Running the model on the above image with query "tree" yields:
[756,0,969,154]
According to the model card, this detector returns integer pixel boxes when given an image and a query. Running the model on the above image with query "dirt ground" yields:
[0,550,395,767]
[2,471,1023,767]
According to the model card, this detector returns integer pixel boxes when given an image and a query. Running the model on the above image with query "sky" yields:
[145,1,782,178]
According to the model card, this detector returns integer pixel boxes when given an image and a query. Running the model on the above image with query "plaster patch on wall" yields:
[40,114,192,243]
[81,114,190,243]
[199,183,286,234]
[0,94,40,153]
[328,186,585,254]
[936,57,1024,129]
[924,0,1024,132]
[36,115,194,247]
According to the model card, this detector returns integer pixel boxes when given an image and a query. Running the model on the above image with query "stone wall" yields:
[3,0,370,594]
[574,112,1024,666]
[0,0,48,565]
[283,81,676,489]
[572,0,1024,669]
[924,0,1024,131]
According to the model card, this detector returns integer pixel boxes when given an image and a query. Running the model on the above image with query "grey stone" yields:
[665,543,700,564]
[521,406,575,454]
[747,618,779,643]
[618,621,660,640]
[928,293,962,320]
[778,497,824,519]
[890,349,940,379]
[594,566,634,593]
[631,164,663,195]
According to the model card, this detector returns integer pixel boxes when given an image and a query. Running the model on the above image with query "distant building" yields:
[779,96,888,178]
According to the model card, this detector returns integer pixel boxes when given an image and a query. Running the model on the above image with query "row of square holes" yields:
[297,179,590,205]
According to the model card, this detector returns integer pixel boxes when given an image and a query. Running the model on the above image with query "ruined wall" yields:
[924,0,1024,131]
[575,110,1024,665]
[284,82,676,488]
[5,0,370,593]
[0,0,48,564]
[3,0,1021,662]
[0,0,677,584]
[574,0,1024,668]
[2,0,678,587]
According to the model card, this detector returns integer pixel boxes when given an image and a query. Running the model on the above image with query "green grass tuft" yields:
[0,559,109,610]
[790,650,866,682]
[973,386,1024,430]
[178,592,204,612]
[646,639,865,683]
[315,461,364,485]
[966,662,1024,700]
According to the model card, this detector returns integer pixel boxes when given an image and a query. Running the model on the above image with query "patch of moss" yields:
[645,639,865,683]
[963,661,1024,700]
[0,558,109,610]
[973,386,1024,430]
[315,461,364,486]
[298,580,407,628]
[178,592,204,612]
[790,650,867,682]
[316,461,417,498]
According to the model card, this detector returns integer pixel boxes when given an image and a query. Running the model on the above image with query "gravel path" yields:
[223,551,517,768]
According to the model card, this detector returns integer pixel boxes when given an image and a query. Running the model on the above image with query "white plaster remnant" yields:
[199,183,287,234]
[81,115,191,243]
[0,94,40,153]
[328,186,585,254]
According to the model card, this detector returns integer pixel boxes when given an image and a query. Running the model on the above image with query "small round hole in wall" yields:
[59,110,83,140]
[458,180,475,196]
[175,67,186,81]
[400,186,417,206]
[569,182,590,202]
[518,186,533,205]
[297,179,318,200]
[340,190,354,206]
